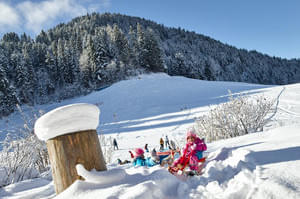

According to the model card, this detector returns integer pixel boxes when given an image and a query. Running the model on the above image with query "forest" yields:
[1,12,299,117]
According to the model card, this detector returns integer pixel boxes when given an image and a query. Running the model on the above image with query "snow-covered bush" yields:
[0,105,49,187]
[0,133,49,187]
[194,92,274,142]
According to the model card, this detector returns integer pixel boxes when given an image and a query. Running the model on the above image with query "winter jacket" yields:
[132,157,157,167]
[160,138,164,145]
[173,137,207,171]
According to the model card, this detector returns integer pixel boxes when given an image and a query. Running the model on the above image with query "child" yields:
[117,158,131,165]
[132,148,158,167]
[144,143,149,152]
[165,135,170,149]
[159,138,164,151]
[113,138,119,150]
[150,148,160,164]
[171,129,207,175]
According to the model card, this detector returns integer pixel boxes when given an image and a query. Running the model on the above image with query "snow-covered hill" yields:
[1,73,300,199]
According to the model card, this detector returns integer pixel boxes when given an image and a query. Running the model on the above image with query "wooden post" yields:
[34,103,107,195]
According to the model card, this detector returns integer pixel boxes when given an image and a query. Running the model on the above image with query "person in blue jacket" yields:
[132,148,158,167]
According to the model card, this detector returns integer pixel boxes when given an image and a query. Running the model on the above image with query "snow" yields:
[75,164,126,184]
[1,73,300,199]
[34,103,100,141]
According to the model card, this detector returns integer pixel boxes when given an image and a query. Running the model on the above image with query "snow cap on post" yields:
[34,103,100,141]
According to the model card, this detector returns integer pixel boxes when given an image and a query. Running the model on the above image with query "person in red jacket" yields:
[171,129,207,174]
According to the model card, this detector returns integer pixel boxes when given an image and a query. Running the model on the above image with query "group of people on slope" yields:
[122,129,207,174]
[159,135,170,151]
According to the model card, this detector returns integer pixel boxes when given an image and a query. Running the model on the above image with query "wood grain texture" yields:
[47,130,107,194]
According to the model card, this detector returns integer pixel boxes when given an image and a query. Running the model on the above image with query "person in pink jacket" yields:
[172,129,207,174]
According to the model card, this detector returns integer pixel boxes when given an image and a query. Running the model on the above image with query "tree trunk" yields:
[46,129,107,194]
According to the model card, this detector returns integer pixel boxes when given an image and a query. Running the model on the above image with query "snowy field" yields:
[0,73,300,199]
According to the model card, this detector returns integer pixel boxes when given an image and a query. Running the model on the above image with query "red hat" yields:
[134,148,144,157]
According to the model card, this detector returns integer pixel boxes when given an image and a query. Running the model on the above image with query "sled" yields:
[168,156,206,177]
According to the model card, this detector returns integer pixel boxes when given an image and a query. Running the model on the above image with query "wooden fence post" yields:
[34,103,107,194]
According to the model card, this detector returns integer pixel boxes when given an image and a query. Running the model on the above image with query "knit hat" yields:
[134,148,145,157]
[186,129,197,140]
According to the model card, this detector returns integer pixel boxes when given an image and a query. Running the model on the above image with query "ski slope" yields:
[1,73,300,199]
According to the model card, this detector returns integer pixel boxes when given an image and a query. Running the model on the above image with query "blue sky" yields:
[0,0,299,59]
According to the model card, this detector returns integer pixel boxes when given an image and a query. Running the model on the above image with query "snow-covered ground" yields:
[1,73,300,199]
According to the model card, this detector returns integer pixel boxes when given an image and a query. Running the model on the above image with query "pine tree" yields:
[87,35,98,85]
[15,44,36,104]
[79,35,97,88]
[1,32,20,43]
[137,25,163,72]
[79,48,91,88]
[36,30,50,45]
[169,52,187,75]
[0,69,18,117]
[94,27,112,84]
[136,23,146,64]
[95,28,111,66]
[204,60,214,80]
[20,33,32,43]
[112,24,129,65]
[45,48,57,94]
[0,49,18,116]
[63,41,75,84]
[35,67,51,103]
[145,28,164,72]
[128,26,139,68]
[57,39,66,88]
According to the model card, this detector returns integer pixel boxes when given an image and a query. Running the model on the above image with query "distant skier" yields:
[165,135,170,149]
[160,137,164,151]
[144,143,149,152]
[113,138,119,150]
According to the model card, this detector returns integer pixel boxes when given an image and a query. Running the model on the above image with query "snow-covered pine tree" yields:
[0,57,18,117]
[57,38,67,89]
[94,27,112,85]
[45,48,57,96]
[169,52,188,76]
[112,24,130,65]
[19,43,36,105]
[1,32,20,43]
[35,30,50,45]
[144,28,164,72]
[128,25,139,68]
[63,41,75,85]
[137,24,164,72]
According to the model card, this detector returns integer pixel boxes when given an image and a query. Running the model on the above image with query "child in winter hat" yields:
[132,148,158,167]
[134,148,145,158]
[150,148,160,164]
[172,128,207,173]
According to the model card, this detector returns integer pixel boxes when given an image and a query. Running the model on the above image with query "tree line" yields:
[0,12,299,117]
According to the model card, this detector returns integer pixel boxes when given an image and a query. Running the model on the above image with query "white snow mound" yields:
[76,164,126,184]
[34,103,100,141]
